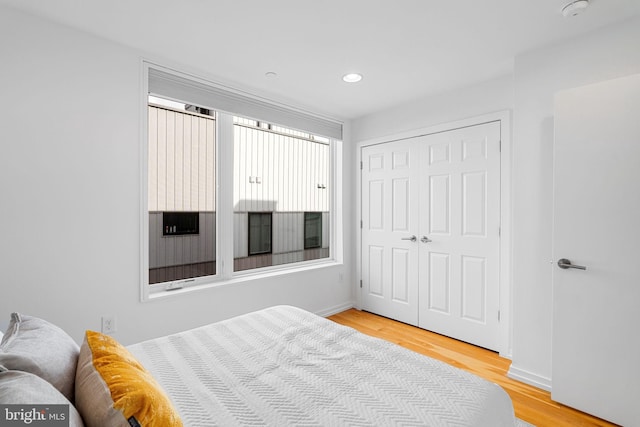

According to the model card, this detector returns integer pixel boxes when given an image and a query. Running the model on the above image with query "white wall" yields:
[351,75,514,142]
[0,6,353,344]
[352,16,640,390]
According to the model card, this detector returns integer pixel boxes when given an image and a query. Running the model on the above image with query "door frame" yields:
[355,111,513,358]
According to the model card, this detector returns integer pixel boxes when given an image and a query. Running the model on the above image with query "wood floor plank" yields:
[328,309,618,427]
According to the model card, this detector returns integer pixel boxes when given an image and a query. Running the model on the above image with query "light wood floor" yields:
[328,309,618,427]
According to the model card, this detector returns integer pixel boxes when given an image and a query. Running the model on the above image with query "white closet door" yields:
[552,74,640,426]
[361,121,501,350]
[361,140,419,325]
[417,122,501,351]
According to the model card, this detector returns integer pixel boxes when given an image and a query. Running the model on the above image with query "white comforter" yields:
[128,305,516,426]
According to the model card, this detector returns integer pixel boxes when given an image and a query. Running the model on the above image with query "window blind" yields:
[148,65,343,140]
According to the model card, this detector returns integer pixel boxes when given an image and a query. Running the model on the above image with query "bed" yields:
[128,305,518,426]
[1,305,524,426]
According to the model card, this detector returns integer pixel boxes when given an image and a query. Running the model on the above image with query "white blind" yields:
[148,66,343,140]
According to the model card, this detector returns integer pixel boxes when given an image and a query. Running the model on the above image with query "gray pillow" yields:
[0,313,79,402]
[0,367,84,426]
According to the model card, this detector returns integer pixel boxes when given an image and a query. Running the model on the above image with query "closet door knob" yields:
[421,236,432,243]
[401,235,417,242]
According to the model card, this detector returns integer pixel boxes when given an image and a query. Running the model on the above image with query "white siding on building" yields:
[322,212,330,249]
[273,212,304,255]
[233,124,330,213]
[233,213,248,258]
[148,105,216,212]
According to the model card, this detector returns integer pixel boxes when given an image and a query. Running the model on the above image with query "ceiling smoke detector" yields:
[562,0,589,17]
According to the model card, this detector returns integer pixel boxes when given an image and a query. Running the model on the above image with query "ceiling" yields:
[2,0,639,120]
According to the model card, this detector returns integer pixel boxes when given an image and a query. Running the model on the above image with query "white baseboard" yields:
[508,365,552,391]
[315,302,354,318]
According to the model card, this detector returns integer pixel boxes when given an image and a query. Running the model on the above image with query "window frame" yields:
[140,62,343,300]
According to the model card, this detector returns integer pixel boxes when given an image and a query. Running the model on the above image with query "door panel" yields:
[392,178,410,231]
[462,172,486,237]
[368,246,384,296]
[461,256,486,322]
[418,122,501,351]
[368,180,384,229]
[552,74,640,426]
[429,174,450,234]
[428,252,450,313]
[391,248,410,302]
[361,140,419,325]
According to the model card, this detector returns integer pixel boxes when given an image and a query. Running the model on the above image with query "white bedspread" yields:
[128,305,516,426]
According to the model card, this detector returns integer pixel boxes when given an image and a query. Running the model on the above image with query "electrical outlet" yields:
[101,316,117,334]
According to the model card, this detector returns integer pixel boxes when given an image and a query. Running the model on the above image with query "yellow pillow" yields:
[75,331,182,427]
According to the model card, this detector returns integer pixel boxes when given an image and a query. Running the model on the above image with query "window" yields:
[143,64,341,294]
[304,212,322,249]
[163,212,199,236]
[147,99,216,285]
[233,117,330,272]
[248,212,272,255]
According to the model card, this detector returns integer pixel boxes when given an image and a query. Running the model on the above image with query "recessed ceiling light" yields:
[342,73,363,83]
[265,71,278,78]
[562,0,589,17]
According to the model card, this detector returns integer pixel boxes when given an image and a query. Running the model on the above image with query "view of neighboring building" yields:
[148,99,330,284]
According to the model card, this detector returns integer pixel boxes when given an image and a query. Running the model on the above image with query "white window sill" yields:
[143,258,341,301]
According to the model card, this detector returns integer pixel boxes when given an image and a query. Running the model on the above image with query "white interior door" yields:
[417,122,501,351]
[552,74,640,426]
[361,140,419,325]
[361,121,501,350]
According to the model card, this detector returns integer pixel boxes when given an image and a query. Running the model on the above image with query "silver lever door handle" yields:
[401,235,417,242]
[421,236,432,243]
[557,258,587,270]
